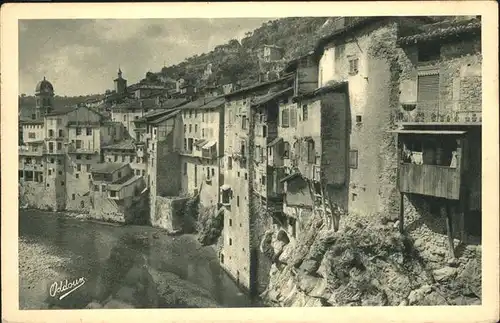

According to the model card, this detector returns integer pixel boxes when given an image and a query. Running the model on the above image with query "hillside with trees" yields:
[143,17,337,87]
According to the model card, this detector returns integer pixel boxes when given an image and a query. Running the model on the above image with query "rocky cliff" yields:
[260,213,481,306]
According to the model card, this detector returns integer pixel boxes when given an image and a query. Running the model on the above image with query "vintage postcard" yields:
[1,2,499,323]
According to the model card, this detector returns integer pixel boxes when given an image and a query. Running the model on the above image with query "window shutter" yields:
[282,109,289,127]
[290,109,297,127]
[417,74,439,102]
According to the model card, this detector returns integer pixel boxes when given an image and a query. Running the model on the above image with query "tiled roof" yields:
[179,96,225,111]
[397,21,481,45]
[91,162,128,174]
[224,74,294,99]
[20,119,44,125]
[102,139,136,150]
[107,175,142,191]
[293,81,348,101]
[112,98,160,110]
[280,172,301,183]
[148,109,181,125]
[252,87,294,107]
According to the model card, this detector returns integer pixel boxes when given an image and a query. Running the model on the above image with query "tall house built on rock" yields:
[394,18,482,253]
[219,76,294,296]
[178,97,225,208]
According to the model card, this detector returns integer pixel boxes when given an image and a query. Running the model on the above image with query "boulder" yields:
[432,267,458,283]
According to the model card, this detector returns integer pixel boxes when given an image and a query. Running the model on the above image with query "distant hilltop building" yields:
[258,45,287,82]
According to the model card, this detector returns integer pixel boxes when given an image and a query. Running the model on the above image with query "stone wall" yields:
[19,181,57,211]
[89,192,149,224]
[153,196,190,233]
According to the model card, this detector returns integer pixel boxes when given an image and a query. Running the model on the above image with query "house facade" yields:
[394,18,482,251]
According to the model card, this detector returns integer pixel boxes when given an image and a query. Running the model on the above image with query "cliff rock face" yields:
[260,213,481,306]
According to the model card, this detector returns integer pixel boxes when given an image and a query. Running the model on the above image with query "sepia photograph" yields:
[2,2,499,323]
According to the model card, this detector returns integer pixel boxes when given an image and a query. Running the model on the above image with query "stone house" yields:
[219,75,294,295]
[178,97,225,208]
[90,162,148,223]
[394,18,482,253]
[145,109,183,224]
[111,98,161,140]
[102,139,148,177]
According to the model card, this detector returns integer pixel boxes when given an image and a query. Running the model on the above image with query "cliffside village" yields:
[19,16,482,296]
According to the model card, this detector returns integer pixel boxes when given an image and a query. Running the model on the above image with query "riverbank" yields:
[18,210,254,309]
[19,237,70,309]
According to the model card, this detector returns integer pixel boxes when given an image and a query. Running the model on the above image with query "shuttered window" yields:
[290,108,297,127]
[282,109,289,127]
[307,140,315,164]
[417,74,439,102]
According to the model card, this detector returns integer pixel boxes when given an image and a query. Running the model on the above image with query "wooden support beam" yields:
[444,202,456,258]
[399,192,404,233]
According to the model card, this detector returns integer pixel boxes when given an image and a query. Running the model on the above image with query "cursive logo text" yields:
[49,277,86,300]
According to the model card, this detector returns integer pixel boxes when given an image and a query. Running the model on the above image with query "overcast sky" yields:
[19,18,272,97]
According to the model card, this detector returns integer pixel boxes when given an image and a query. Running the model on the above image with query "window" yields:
[77,164,82,171]
[229,238,232,246]
[283,141,290,159]
[57,142,62,150]
[228,157,233,170]
[76,154,82,160]
[244,173,248,180]
[221,187,231,204]
[229,219,232,226]
[114,155,118,162]
[123,115,127,121]
[195,125,198,133]
[348,58,359,75]
[240,141,246,157]
[57,159,62,165]
[142,170,145,176]
[237,171,240,178]
[58,170,62,175]
[118,171,122,178]
[282,109,289,127]
[418,43,441,62]
[242,116,247,130]
[307,139,316,164]
[202,129,205,137]
[184,125,187,133]
[48,169,52,175]
[290,108,297,127]
[302,104,308,121]
[211,168,215,177]
[50,158,55,164]
[76,127,82,136]
[48,142,54,152]
[122,155,125,162]
[262,125,267,137]
[237,196,240,207]
[189,124,192,133]
[28,132,36,139]
[349,149,358,169]
[184,139,187,151]
[417,74,440,103]
[58,129,63,137]
[110,191,117,198]
[76,140,82,149]
[356,115,362,123]
[153,128,157,136]
[48,129,54,137]
[86,155,92,160]
[61,181,65,186]
[86,128,92,136]
[76,173,79,179]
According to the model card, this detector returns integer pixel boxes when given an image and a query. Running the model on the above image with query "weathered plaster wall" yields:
[398,38,482,121]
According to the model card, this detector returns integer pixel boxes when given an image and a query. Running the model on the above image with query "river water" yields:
[19,210,255,309]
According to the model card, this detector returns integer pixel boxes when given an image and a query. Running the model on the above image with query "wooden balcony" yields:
[19,147,45,156]
[398,163,461,200]
[397,100,481,125]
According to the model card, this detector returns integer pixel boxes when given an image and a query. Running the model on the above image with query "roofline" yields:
[397,20,481,46]
[251,87,294,108]
[224,74,294,99]
[91,163,129,174]
[293,81,348,102]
